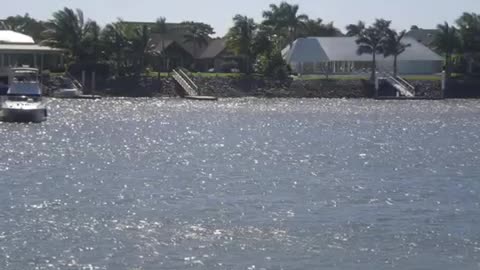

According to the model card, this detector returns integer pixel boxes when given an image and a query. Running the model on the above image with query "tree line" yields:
[226,3,480,79]
[1,2,479,79]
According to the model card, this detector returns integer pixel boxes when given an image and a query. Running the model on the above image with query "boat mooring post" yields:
[91,71,96,94]
[441,71,446,99]
[81,71,86,90]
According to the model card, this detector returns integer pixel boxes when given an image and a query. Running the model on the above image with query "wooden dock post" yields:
[91,71,96,94]
[81,71,86,90]
[441,71,446,99]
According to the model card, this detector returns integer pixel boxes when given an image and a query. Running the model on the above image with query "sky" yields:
[1,0,479,36]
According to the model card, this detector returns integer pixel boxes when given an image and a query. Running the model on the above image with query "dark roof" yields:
[149,33,227,59]
[405,29,438,48]
[149,33,210,58]
[148,38,175,55]
[198,38,227,59]
[121,21,190,33]
[124,21,226,59]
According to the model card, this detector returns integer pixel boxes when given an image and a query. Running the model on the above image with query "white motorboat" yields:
[1,68,47,123]
[51,76,83,98]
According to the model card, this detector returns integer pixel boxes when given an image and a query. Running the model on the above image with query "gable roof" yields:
[124,21,226,59]
[149,33,227,59]
[198,38,227,59]
[283,37,443,63]
[405,29,438,48]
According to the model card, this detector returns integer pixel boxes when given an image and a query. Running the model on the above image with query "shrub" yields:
[255,50,290,80]
[219,61,239,73]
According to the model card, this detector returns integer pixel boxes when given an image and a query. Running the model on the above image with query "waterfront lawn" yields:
[296,74,369,80]
[295,74,444,81]
[146,71,243,78]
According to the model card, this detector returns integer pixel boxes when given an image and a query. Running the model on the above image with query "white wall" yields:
[289,60,443,75]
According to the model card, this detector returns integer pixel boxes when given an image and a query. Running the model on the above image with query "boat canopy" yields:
[7,68,42,96]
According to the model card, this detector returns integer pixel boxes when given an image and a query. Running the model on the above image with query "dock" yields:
[54,95,102,100]
[185,96,218,101]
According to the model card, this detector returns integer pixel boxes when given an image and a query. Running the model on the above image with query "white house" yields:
[282,37,443,75]
[0,30,63,90]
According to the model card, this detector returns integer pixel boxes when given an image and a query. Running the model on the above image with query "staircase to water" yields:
[172,68,199,97]
[380,72,415,97]
[171,69,218,100]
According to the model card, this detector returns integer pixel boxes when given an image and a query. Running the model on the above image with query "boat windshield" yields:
[7,70,42,96]
[12,72,38,83]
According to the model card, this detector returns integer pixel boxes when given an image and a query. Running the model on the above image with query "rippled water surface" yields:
[1,98,480,270]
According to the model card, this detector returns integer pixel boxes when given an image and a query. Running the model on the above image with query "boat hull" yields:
[52,89,82,98]
[2,108,47,123]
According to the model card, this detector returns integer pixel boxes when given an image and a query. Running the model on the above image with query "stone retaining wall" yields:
[46,75,445,98]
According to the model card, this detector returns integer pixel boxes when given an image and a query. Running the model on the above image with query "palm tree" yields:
[383,29,411,77]
[346,21,365,37]
[300,19,341,37]
[356,19,391,81]
[82,21,102,62]
[130,24,152,73]
[152,17,170,71]
[433,22,461,78]
[42,8,98,61]
[182,22,214,70]
[101,20,130,74]
[455,12,480,73]
[101,20,154,75]
[226,15,257,73]
[253,25,274,56]
[0,19,24,32]
[262,2,308,47]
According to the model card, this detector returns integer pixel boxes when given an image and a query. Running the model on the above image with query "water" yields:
[1,98,480,270]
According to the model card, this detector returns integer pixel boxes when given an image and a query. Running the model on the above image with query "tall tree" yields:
[433,22,461,78]
[410,25,419,31]
[82,21,102,62]
[101,21,130,73]
[456,12,480,73]
[130,24,152,73]
[262,2,308,47]
[383,29,411,76]
[253,25,274,55]
[300,19,341,37]
[182,22,214,69]
[0,14,46,42]
[226,15,257,73]
[346,21,365,37]
[152,17,170,71]
[356,19,391,81]
[42,8,98,61]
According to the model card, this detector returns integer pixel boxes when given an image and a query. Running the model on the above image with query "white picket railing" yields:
[172,69,197,96]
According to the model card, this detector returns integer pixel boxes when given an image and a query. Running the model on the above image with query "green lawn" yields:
[295,74,369,81]
[145,71,244,78]
[295,74,444,81]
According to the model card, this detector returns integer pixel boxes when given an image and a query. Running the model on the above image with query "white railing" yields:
[178,68,199,92]
[395,75,415,91]
[172,69,197,96]
[379,71,415,97]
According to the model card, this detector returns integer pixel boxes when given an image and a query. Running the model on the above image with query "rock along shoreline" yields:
[95,76,446,99]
